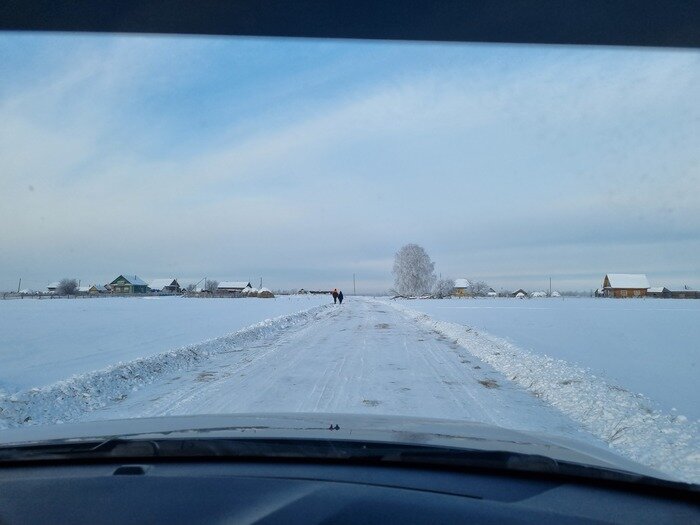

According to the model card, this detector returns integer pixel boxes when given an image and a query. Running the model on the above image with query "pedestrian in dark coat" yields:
[332,289,338,304]
[338,290,344,304]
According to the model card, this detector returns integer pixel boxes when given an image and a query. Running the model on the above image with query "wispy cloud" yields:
[1,36,698,291]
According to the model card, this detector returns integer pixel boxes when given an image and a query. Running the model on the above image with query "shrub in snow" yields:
[432,278,455,298]
[56,278,78,295]
[392,244,436,297]
[466,281,492,297]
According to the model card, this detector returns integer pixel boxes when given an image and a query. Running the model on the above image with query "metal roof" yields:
[112,275,148,286]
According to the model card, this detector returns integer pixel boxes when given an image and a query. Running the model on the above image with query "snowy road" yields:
[91,298,597,444]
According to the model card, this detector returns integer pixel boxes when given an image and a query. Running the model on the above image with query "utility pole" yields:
[17,278,21,293]
[353,274,356,295]
[260,277,263,288]
[549,277,552,296]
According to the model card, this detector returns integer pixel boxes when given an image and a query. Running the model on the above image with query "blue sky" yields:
[1,34,699,293]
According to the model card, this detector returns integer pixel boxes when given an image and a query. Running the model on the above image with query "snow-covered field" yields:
[0,295,329,392]
[0,295,697,482]
[394,297,700,420]
[386,297,699,482]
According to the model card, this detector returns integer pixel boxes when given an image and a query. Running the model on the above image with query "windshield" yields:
[0,33,698,485]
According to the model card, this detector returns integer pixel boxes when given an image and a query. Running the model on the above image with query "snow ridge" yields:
[0,304,332,430]
[385,300,700,483]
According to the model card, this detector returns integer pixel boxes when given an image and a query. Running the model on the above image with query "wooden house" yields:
[602,274,649,298]
[110,275,149,294]
[453,278,473,297]
[452,279,494,297]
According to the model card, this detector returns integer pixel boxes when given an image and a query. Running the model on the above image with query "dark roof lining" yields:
[1,0,699,48]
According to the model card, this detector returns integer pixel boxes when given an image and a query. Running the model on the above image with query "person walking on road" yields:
[338,290,344,304]
[332,289,338,304]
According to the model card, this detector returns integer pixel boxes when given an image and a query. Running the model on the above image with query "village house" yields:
[453,278,473,297]
[217,281,252,294]
[110,275,149,294]
[148,278,181,294]
[76,284,106,295]
[602,274,650,298]
[452,279,495,297]
[511,289,528,297]
[46,282,59,293]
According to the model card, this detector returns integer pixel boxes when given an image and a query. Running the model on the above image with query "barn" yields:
[149,278,181,294]
[670,289,700,299]
[602,274,650,298]
[76,284,106,295]
[647,286,671,298]
[217,281,252,293]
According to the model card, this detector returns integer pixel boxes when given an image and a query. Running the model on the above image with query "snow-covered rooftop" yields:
[604,274,650,289]
[218,281,251,290]
[77,286,91,293]
[149,278,178,290]
[453,278,472,289]
[647,287,666,293]
[47,282,59,289]
[112,275,148,286]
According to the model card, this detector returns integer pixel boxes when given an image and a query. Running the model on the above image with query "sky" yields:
[1,33,699,293]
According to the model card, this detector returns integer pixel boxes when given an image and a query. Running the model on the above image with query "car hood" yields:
[0,412,674,481]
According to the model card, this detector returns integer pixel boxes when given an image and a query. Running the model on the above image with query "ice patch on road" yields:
[0,304,332,430]
[384,300,700,483]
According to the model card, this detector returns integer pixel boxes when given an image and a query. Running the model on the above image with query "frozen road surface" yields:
[91,299,593,443]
